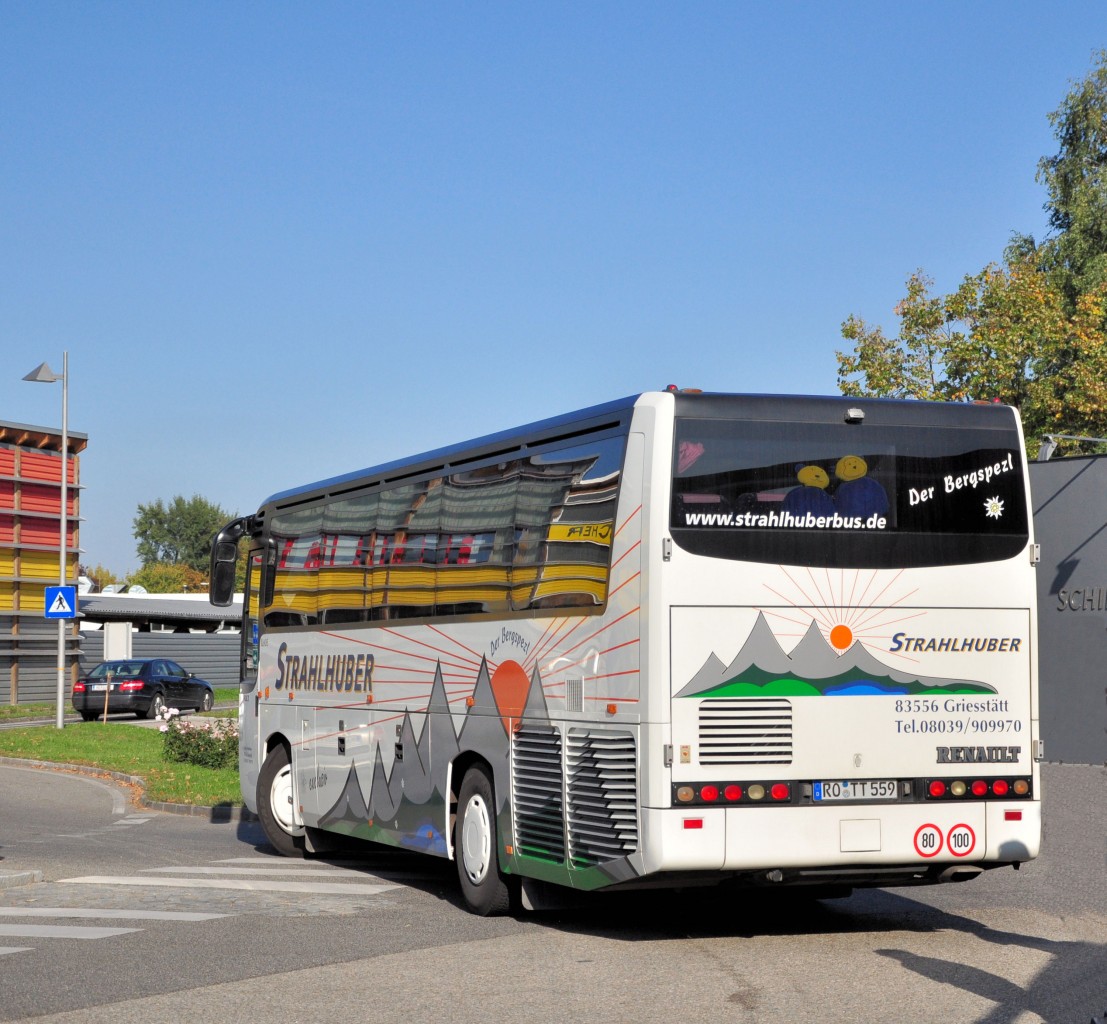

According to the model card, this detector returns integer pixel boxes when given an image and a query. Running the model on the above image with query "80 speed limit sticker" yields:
[914,824,943,857]
[913,823,977,858]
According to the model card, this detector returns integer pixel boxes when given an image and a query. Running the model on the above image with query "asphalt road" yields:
[0,760,1104,1024]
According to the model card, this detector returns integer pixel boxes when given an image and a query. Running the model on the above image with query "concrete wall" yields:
[1030,456,1107,765]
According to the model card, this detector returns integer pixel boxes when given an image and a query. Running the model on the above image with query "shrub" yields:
[158,707,238,770]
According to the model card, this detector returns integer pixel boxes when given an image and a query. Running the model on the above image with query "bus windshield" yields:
[670,415,1029,568]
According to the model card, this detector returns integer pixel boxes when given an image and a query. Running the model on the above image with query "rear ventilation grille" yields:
[566,729,639,867]
[511,727,639,868]
[512,726,565,863]
[698,698,793,765]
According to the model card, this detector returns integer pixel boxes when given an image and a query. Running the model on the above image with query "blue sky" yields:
[1,2,1104,574]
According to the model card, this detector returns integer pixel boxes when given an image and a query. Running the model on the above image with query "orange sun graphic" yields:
[489,660,530,734]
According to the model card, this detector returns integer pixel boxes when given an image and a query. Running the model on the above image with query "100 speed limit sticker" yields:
[913,823,977,858]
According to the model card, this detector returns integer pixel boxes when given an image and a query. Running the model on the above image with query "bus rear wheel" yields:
[456,764,512,916]
[257,744,306,858]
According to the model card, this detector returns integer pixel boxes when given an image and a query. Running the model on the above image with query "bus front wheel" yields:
[456,764,512,916]
[257,744,306,858]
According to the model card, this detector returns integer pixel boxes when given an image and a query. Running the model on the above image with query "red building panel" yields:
[19,450,76,485]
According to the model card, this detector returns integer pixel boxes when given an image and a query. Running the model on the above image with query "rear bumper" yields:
[639,800,1041,879]
[72,694,152,716]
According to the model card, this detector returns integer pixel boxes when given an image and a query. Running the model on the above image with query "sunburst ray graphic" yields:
[762,566,926,658]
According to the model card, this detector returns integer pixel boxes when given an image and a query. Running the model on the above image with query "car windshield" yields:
[89,661,145,678]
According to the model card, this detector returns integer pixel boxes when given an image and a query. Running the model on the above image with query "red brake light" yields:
[724,785,742,801]
[73,682,86,693]
[700,785,719,803]
[770,783,790,801]
[929,780,947,798]
[119,681,144,692]
[971,780,988,797]
[992,779,1009,796]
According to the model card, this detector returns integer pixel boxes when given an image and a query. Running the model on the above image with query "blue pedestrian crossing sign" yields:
[44,585,77,619]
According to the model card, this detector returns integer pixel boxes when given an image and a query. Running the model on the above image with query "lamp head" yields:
[23,362,62,384]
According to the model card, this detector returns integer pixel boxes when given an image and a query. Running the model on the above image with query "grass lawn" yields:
[0,690,242,807]
[0,687,239,721]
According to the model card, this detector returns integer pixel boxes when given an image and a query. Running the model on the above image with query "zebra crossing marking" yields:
[0,907,228,922]
[0,853,411,958]
[59,875,399,895]
[0,924,140,940]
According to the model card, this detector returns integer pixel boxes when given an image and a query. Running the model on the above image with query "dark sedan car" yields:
[72,659,215,721]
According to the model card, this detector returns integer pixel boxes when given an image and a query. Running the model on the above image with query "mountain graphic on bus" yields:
[313,652,641,890]
[676,612,998,699]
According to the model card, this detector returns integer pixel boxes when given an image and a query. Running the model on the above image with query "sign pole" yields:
[56,352,68,729]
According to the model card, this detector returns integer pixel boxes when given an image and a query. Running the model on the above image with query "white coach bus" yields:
[210,389,1041,914]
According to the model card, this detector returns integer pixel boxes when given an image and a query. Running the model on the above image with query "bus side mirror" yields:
[210,520,248,607]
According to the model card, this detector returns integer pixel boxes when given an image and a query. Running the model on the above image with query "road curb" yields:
[0,755,257,823]
[0,870,44,889]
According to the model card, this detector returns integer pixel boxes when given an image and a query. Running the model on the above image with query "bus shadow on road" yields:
[538,885,1107,1023]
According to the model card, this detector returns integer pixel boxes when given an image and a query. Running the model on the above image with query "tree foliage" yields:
[1035,48,1107,306]
[837,52,1107,455]
[81,563,121,592]
[837,260,1107,453]
[126,561,209,594]
[132,494,231,572]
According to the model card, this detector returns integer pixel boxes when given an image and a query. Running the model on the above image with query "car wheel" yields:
[200,690,214,712]
[257,744,306,858]
[145,691,167,720]
[80,711,98,722]
[455,764,513,916]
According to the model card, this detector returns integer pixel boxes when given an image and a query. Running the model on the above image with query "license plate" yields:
[90,684,109,692]
[813,779,898,802]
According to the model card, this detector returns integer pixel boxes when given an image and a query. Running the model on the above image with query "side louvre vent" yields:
[511,726,565,863]
[698,698,793,765]
[566,729,639,867]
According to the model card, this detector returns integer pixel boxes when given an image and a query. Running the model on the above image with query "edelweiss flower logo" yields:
[984,496,1005,519]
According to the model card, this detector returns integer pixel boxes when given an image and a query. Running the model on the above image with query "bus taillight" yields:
[926,777,1032,799]
[671,781,794,806]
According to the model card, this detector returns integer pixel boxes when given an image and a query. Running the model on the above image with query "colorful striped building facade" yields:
[0,420,87,703]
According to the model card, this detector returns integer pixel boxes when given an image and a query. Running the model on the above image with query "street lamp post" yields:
[23,354,69,729]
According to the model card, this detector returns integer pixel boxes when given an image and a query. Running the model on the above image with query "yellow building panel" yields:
[20,587,46,612]
[18,552,60,580]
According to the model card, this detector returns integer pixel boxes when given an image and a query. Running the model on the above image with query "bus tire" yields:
[456,764,512,916]
[257,744,306,858]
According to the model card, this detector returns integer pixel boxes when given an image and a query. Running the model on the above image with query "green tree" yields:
[837,259,1107,453]
[1031,49,1107,308]
[133,495,231,572]
[126,561,209,594]
[837,272,964,401]
[838,52,1107,454]
[81,562,121,592]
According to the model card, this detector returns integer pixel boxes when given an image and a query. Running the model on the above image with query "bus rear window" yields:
[670,417,1029,569]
